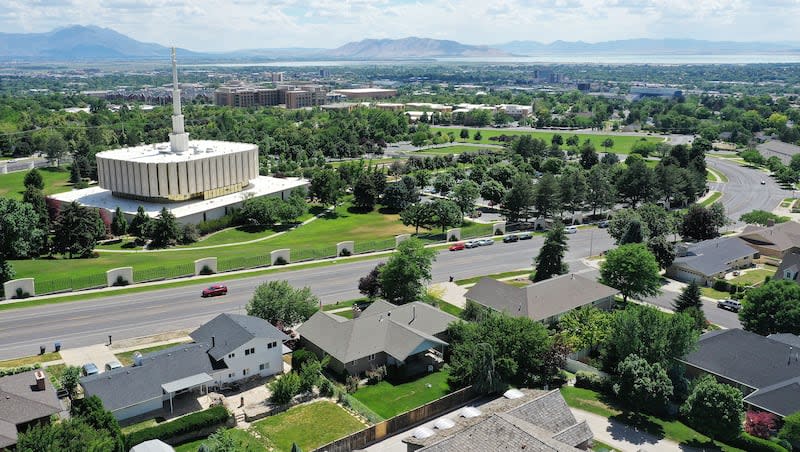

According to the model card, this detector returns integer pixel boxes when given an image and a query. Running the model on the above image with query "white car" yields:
[477,239,494,246]
[564,226,578,234]
[104,360,123,371]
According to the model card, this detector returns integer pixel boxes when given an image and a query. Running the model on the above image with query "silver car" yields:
[477,239,494,246]
[104,360,123,371]
[464,240,480,249]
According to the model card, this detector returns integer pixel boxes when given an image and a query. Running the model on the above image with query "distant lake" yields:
[192,54,800,67]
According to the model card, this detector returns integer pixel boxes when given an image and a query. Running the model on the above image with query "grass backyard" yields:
[174,429,266,452]
[10,199,492,293]
[252,400,364,451]
[115,342,191,366]
[729,268,773,286]
[0,166,73,200]
[352,370,451,419]
[560,387,744,452]
[700,287,731,300]
[431,127,664,154]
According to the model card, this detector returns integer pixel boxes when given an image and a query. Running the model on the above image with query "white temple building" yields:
[51,48,307,225]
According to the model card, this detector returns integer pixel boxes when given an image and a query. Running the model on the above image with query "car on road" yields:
[477,239,494,246]
[502,234,519,243]
[760,180,766,185]
[518,232,533,240]
[717,299,742,313]
[104,360,123,372]
[564,225,578,234]
[202,284,228,298]
[449,242,465,251]
[82,363,99,376]
[598,221,609,228]
[464,240,480,249]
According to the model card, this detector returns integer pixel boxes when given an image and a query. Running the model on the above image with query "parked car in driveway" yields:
[202,284,228,298]
[503,235,519,243]
[477,239,494,246]
[598,221,609,228]
[449,242,465,251]
[518,232,533,240]
[82,363,99,376]
[464,240,480,249]
[717,299,742,313]
[104,360,123,372]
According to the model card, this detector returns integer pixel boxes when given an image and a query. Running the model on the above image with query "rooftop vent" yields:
[504,388,524,399]
[412,427,435,439]
[434,418,455,430]
[460,407,482,418]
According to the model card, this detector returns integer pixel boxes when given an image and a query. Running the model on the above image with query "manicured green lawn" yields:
[45,363,66,388]
[333,310,354,319]
[431,127,663,154]
[0,166,73,200]
[729,268,774,286]
[437,300,464,317]
[699,191,722,207]
[415,144,503,155]
[560,387,745,452]
[10,199,492,293]
[0,351,60,368]
[700,287,731,300]
[252,400,364,452]
[455,268,534,286]
[174,429,266,452]
[352,370,451,419]
[115,341,191,366]
[592,440,620,451]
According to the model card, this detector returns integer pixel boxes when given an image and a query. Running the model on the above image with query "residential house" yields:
[666,237,759,286]
[739,221,800,259]
[81,313,288,421]
[403,389,593,451]
[0,369,64,449]
[775,248,800,283]
[297,301,457,377]
[757,140,800,165]
[129,439,176,452]
[463,274,618,324]
[677,329,800,418]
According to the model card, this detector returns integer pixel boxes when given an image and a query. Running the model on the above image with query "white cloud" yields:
[0,0,798,50]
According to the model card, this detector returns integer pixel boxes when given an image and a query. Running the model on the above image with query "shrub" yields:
[125,406,229,449]
[75,181,90,189]
[0,363,41,377]
[746,411,778,439]
[339,248,351,257]
[291,349,316,370]
[274,256,288,265]
[318,377,335,397]
[729,432,789,452]
[14,287,31,299]
[180,223,199,244]
[197,214,236,236]
[199,265,215,275]
[712,279,731,292]
[113,275,129,287]
[449,235,458,242]
[345,374,360,393]
[269,372,301,405]
[365,365,387,385]
[574,371,610,392]
[779,411,800,450]
[494,229,503,236]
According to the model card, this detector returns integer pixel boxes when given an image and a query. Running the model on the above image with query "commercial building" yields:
[214,82,327,109]
[330,88,397,100]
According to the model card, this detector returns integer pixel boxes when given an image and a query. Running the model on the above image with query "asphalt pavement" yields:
[706,157,787,228]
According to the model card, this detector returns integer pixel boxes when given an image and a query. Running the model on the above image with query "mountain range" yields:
[1,25,798,61]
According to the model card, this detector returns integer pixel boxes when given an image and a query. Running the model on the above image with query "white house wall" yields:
[213,337,283,385]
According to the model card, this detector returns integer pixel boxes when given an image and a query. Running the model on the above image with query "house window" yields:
[243,368,249,376]
[228,373,234,378]
[245,347,255,356]
[259,363,269,371]
[267,343,272,349]
[368,354,376,361]
[228,353,235,359]
[250,347,255,354]
[267,341,277,349]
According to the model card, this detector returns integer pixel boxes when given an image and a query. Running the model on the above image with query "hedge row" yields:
[574,371,611,393]
[125,405,229,448]
[0,363,41,377]
[729,432,789,452]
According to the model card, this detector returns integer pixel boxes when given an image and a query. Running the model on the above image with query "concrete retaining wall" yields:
[106,267,133,287]
[493,222,506,235]
[446,228,461,241]
[395,234,410,247]
[3,278,35,299]
[271,249,290,265]
[194,257,218,276]
[337,241,354,256]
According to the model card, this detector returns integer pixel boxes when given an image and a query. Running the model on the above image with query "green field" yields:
[0,166,72,200]
[415,144,503,155]
[252,400,364,452]
[10,199,492,294]
[174,429,266,452]
[431,127,664,154]
[352,370,451,419]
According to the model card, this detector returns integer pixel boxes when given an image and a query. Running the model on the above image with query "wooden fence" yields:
[312,386,478,452]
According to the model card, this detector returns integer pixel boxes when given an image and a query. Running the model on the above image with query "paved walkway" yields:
[571,408,694,452]
[428,282,468,308]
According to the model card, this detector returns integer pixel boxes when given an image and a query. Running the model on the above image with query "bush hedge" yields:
[729,432,789,452]
[574,371,611,392]
[125,406,229,448]
[0,363,41,377]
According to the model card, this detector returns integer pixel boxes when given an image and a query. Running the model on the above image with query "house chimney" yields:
[211,336,215,348]
[34,371,46,391]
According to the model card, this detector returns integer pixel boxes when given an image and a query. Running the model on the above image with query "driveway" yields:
[571,408,696,452]
[59,344,119,370]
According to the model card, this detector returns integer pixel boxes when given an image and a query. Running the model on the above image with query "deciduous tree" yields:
[379,238,436,305]
[681,375,743,440]
[740,279,800,335]
[614,354,673,415]
[53,202,104,258]
[600,243,662,303]
[247,280,319,327]
[452,180,480,215]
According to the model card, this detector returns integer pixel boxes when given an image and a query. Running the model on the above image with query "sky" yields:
[2,0,800,51]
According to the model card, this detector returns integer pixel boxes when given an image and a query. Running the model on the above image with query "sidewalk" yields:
[571,408,695,452]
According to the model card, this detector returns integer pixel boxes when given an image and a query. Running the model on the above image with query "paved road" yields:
[707,157,787,228]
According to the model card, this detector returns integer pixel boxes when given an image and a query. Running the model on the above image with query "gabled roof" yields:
[775,250,800,283]
[190,313,289,361]
[670,237,758,276]
[296,301,456,364]
[745,377,800,417]
[740,221,800,253]
[464,274,618,321]
[0,370,63,448]
[81,342,221,412]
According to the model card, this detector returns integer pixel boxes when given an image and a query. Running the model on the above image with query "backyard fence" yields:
[312,386,478,452]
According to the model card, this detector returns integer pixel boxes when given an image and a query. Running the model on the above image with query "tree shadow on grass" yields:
[309,205,326,216]
[607,412,665,445]
[346,205,372,215]
[377,207,400,215]
[681,438,724,451]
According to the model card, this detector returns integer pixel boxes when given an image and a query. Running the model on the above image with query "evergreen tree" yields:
[110,207,127,236]
[619,219,645,244]
[147,207,180,248]
[674,280,702,312]
[532,173,560,219]
[353,171,378,211]
[23,168,44,190]
[69,163,82,184]
[533,221,569,282]
[52,202,102,258]
[128,205,150,239]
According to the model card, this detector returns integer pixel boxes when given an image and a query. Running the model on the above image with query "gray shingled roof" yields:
[508,390,583,435]
[757,140,800,164]
[670,237,758,276]
[745,377,800,417]
[297,301,457,364]
[190,313,289,361]
[769,333,800,348]
[0,370,63,448]
[464,274,618,321]
[80,342,220,412]
[740,221,800,254]
[775,250,800,283]
[679,329,800,389]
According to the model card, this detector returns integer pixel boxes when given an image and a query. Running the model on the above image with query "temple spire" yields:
[168,47,189,154]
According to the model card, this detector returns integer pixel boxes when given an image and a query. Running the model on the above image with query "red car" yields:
[449,242,465,251]
[202,284,228,298]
